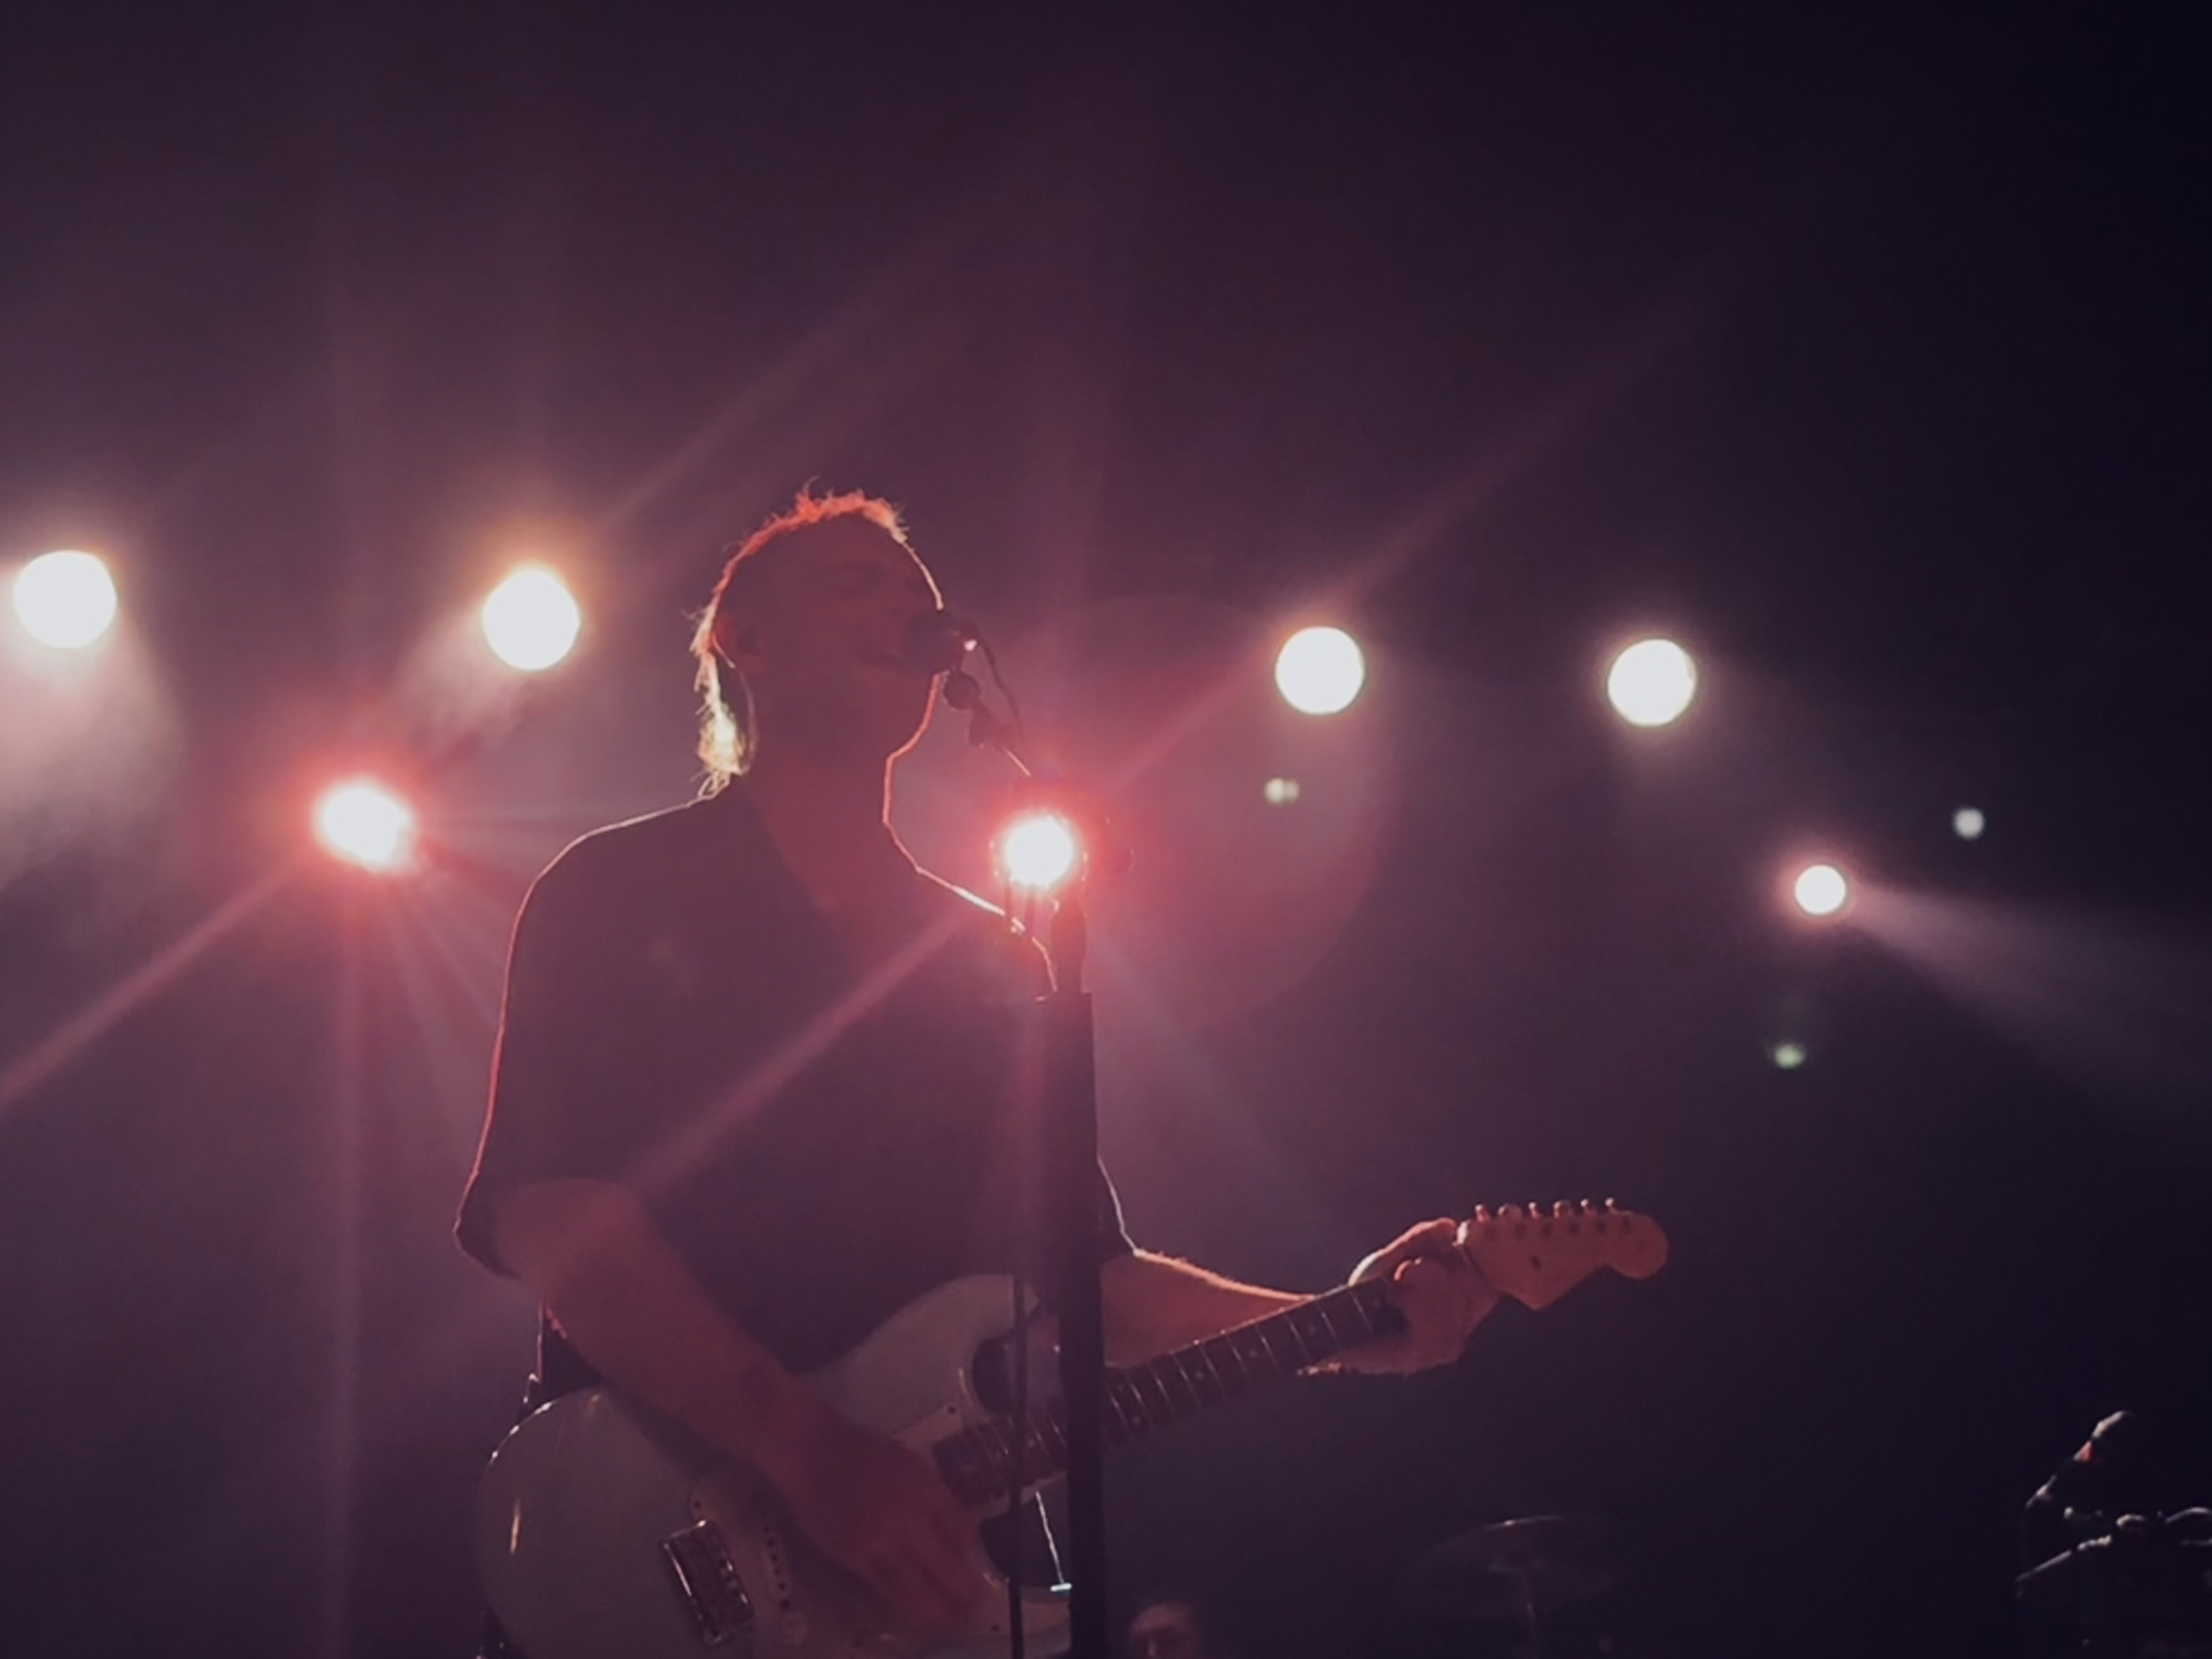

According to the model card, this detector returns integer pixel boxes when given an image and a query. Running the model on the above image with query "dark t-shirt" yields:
[458,783,1133,1385]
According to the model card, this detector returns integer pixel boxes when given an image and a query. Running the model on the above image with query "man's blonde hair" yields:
[690,488,911,790]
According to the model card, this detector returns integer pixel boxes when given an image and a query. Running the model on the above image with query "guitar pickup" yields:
[661,1520,754,1649]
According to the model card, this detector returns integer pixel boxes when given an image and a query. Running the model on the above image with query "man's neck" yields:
[740,749,911,921]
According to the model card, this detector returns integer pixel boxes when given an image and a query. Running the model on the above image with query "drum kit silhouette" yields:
[1391,1410,2212,1659]
[1397,1514,1624,1659]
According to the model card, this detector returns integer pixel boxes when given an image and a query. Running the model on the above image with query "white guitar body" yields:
[477,1275,1066,1659]
[477,1201,1670,1659]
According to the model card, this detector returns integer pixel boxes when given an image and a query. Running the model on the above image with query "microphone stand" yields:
[942,664,1117,1659]
[1040,876,1109,1659]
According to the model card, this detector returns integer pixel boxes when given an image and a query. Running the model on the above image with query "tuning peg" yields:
[1472,1204,1493,1226]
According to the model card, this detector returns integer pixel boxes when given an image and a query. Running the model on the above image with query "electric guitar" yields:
[476,1201,1668,1659]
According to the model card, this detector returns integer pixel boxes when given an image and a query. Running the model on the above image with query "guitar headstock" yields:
[1462,1200,1668,1310]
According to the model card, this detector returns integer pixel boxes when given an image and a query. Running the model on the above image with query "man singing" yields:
[458,488,1496,1649]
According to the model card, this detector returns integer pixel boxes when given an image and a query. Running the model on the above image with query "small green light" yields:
[1771,1041,1807,1070]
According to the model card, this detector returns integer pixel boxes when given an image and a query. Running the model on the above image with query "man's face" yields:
[1126,1602,1205,1659]
[723,518,945,764]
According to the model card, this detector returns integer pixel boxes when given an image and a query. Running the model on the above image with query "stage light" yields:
[1605,637,1697,727]
[1263,776,1301,805]
[998,812,1079,890]
[12,550,118,648]
[1274,626,1365,715]
[1792,862,1850,918]
[481,565,580,672]
[1771,1040,1808,1070]
[1953,806,1985,841]
[313,780,417,873]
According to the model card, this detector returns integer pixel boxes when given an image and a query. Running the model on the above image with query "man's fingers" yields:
[1396,1217,1460,1261]
[1392,1255,1482,1363]
[1340,1215,1509,1373]
[1414,1245,1493,1323]
[1356,1217,1463,1285]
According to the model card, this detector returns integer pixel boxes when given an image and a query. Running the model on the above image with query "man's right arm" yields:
[491,1177,985,1638]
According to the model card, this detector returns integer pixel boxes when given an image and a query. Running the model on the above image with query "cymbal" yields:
[1398,1515,1625,1624]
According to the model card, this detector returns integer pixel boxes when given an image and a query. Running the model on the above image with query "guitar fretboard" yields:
[931,1279,1404,1506]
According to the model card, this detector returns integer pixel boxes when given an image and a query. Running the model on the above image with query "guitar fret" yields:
[1344,1285,1377,1337]
[1176,1346,1223,1408]
[936,1277,1428,1507]
[1201,1334,1245,1395]
[1311,1295,1350,1354]
[1149,1353,1200,1418]
[1144,1357,1185,1418]
[1288,1302,1337,1364]
[1351,1280,1403,1337]
[1228,1324,1276,1383]
[1105,1374,1146,1443]
[1129,1365,1176,1426]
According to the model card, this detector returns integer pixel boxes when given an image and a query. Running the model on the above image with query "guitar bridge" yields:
[661,1520,754,1649]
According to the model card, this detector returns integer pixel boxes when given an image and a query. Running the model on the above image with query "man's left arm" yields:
[1099,1218,1499,1375]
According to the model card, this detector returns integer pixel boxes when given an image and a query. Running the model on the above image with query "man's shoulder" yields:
[527,793,730,912]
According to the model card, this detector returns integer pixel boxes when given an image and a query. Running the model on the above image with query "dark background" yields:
[3,4,2208,1657]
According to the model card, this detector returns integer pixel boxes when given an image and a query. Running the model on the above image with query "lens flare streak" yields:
[0,864,294,1118]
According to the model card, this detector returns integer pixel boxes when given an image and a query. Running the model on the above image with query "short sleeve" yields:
[456,843,642,1274]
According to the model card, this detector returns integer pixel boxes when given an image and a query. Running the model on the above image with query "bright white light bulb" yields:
[1000,814,1079,890]
[1605,637,1697,727]
[481,565,581,672]
[1274,626,1365,715]
[12,550,119,648]
[1953,806,1985,841]
[314,780,417,873]
[1792,862,1849,918]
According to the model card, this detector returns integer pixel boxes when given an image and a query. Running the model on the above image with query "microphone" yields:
[902,608,978,676]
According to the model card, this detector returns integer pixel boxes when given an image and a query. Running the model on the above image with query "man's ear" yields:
[718,617,765,671]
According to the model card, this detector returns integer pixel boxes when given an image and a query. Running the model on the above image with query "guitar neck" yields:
[932,1280,1403,1506]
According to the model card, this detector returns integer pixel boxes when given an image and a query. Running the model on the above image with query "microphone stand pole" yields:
[1040,879,1109,1659]
[945,667,1114,1659]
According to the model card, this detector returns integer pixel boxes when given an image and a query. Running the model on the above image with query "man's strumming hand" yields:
[757,1399,987,1643]
[1341,1217,1499,1374]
